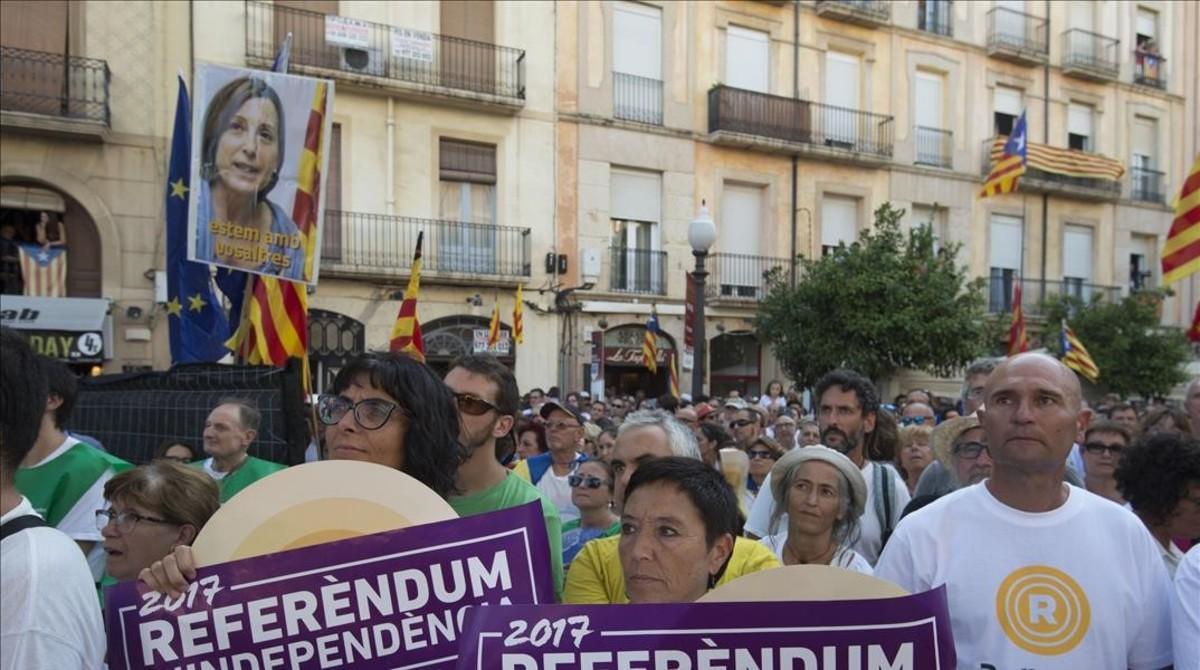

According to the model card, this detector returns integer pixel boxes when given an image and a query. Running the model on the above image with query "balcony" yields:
[320,210,531,284]
[814,1,890,27]
[708,85,894,165]
[1061,30,1119,82]
[987,271,1120,316]
[981,138,1122,202]
[613,72,663,126]
[609,246,667,295]
[1133,50,1167,90]
[0,46,110,140]
[705,253,794,304]
[986,8,1048,66]
[914,126,952,169]
[245,1,525,112]
[1128,166,1165,205]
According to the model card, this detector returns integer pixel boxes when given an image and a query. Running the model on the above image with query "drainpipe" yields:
[386,97,396,215]
[1039,1,1049,305]
[790,0,799,285]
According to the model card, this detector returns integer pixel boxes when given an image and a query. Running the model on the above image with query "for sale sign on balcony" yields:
[324,15,371,49]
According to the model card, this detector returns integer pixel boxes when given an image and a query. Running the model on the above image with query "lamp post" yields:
[688,201,716,400]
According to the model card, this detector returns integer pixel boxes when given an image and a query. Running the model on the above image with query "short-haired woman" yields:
[98,461,220,583]
[760,446,872,574]
[619,457,740,602]
[561,460,619,567]
[895,424,934,495]
[515,419,549,460]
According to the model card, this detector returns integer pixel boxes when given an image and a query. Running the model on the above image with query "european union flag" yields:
[166,75,230,363]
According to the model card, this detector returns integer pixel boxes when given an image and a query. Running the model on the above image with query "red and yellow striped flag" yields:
[1007,281,1029,356]
[227,81,328,385]
[512,283,524,345]
[1162,154,1200,286]
[668,351,680,399]
[487,300,501,348]
[1060,321,1099,383]
[389,231,425,361]
[642,314,659,374]
[1189,302,1200,344]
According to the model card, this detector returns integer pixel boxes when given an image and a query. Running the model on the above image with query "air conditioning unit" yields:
[338,46,386,77]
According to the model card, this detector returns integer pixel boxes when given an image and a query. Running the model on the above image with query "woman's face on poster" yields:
[216,96,280,197]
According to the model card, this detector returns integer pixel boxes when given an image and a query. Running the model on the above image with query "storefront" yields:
[601,324,675,398]
[0,295,112,374]
[422,315,515,377]
[307,309,365,393]
[709,331,761,398]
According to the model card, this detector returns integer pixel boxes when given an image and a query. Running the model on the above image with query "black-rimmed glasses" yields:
[95,509,176,533]
[317,394,406,430]
[952,441,990,460]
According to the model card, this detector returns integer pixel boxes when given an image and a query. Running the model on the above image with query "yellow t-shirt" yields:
[562,535,781,604]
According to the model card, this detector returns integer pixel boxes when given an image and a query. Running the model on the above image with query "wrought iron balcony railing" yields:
[0,46,110,126]
[613,72,663,125]
[1061,30,1119,81]
[1129,166,1165,204]
[914,126,952,168]
[986,7,1048,64]
[704,253,794,302]
[245,1,525,102]
[609,246,667,295]
[1133,50,1167,89]
[814,1,891,26]
[987,270,1120,315]
[320,210,531,279]
[708,85,894,161]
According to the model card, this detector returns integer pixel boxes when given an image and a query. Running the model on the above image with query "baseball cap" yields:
[723,398,748,410]
[539,399,585,424]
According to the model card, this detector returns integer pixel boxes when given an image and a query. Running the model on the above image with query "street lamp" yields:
[688,200,717,400]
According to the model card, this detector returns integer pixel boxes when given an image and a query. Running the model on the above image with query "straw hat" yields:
[768,446,867,519]
[930,413,982,467]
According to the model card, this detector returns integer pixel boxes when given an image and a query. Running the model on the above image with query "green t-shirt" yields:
[194,455,287,503]
[16,438,132,528]
[449,472,564,601]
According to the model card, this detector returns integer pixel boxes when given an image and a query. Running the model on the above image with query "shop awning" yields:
[0,295,110,331]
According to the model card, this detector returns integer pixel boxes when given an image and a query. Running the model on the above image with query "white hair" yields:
[617,409,701,460]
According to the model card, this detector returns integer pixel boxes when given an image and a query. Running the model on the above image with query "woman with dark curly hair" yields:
[1115,432,1200,577]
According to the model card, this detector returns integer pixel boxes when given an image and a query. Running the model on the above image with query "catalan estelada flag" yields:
[1060,321,1099,383]
[981,111,1028,198]
[668,351,680,399]
[388,231,425,361]
[487,299,501,348]
[512,284,524,345]
[643,313,659,374]
[227,81,327,384]
[1007,280,1029,356]
[1162,154,1200,286]
[17,243,67,298]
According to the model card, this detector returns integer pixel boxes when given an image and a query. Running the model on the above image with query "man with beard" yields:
[444,355,563,598]
[744,370,909,565]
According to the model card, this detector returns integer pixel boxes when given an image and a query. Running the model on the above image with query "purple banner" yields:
[457,587,955,670]
[105,502,554,670]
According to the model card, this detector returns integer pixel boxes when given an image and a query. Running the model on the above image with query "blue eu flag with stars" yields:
[166,75,230,363]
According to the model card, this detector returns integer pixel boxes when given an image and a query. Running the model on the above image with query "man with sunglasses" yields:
[444,355,564,599]
[729,407,762,449]
[515,400,589,525]
[899,401,936,428]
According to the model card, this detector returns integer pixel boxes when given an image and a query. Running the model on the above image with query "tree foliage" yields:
[1043,290,1190,398]
[755,203,988,387]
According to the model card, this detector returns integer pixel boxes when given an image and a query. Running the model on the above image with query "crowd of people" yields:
[2,322,1199,668]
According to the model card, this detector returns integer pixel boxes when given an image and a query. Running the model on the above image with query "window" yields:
[725,26,769,93]
[1130,234,1155,291]
[918,0,952,36]
[438,139,497,273]
[1131,116,1159,201]
[995,0,1027,40]
[610,168,663,293]
[994,85,1022,136]
[910,204,947,254]
[988,214,1023,312]
[1069,0,1094,31]
[821,195,858,256]
[825,52,861,147]
[914,71,949,167]
[1135,8,1158,51]
[719,183,765,297]
[1062,224,1093,300]
[1067,103,1093,152]
[613,1,663,124]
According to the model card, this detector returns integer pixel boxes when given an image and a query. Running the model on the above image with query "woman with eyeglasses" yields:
[895,424,934,495]
[98,461,220,585]
[154,439,199,464]
[745,436,785,510]
[561,460,620,568]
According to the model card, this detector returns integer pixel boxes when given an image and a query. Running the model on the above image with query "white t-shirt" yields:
[1173,545,1200,670]
[27,436,115,581]
[1158,537,1186,579]
[759,533,873,575]
[202,457,230,481]
[537,470,579,524]
[1,497,105,670]
[745,460,909,565]
[875,483,1173,669]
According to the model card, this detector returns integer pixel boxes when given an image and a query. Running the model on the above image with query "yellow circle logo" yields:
[995,565,1091,655]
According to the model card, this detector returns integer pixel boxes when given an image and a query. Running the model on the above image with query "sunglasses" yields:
[748,449,776,460]
[730,419,756,428]
[952,441,989,460]
[1083,442,1124,457]
[455,393,500,417]
[568,475,607,489]
[900,416,933,426]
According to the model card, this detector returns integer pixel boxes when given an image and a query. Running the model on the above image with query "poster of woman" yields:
[187,63,334,285]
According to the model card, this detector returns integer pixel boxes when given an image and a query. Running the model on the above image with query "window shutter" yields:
[613,2,661,79]
[989,215,1023,270]
[821,195,858,248]
[994,86,1023,116]
[914,71,944,129]
[1063,225,1093,280]
[610,168,661,223]
[439,139,497,185]
[726,26,769,93]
